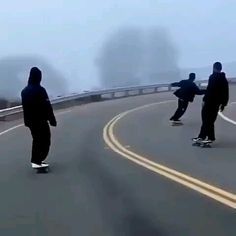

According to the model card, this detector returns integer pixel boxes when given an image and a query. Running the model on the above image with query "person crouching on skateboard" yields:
[170,73,205,123]
[193,62,229,143]
[21,67,57,169]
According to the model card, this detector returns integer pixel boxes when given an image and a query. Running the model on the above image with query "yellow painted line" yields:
[103,101,236,209]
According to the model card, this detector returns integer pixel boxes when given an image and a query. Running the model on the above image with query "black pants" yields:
[171,99,189,121]
[198,103,219,141]
[29,122,51,165]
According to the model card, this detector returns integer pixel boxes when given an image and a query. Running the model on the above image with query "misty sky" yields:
[1,0,236,91]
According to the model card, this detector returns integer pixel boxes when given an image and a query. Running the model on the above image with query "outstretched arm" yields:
[171,81,182,87]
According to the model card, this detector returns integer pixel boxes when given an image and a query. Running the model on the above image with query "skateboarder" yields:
[170,73,205,123]
[193,62,229,143]
[21,67,57,169]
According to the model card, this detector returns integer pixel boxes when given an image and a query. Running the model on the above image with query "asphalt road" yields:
[0,89,235,236]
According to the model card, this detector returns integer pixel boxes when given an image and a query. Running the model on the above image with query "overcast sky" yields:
[1,0,236,90]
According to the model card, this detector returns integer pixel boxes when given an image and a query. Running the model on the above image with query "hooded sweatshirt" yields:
[21,67,56,127]
[203,72,229,107]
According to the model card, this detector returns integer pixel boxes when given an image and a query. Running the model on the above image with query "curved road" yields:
[0,89,235,235]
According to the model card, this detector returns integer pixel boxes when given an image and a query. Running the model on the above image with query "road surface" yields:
[0,88,235,235]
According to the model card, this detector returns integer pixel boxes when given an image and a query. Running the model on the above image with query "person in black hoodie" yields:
[193,62,229,142]
[170,73,205,122]
[21,67,57,169]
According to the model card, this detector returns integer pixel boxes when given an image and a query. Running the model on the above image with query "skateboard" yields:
[34,166,50,173]
[192,140,212,148]
[171,121,183,126]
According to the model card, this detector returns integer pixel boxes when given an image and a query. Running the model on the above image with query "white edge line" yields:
[219,112,236,125]
[0,124,24,136]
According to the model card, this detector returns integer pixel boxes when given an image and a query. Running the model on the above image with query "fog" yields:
[1,0,236,98]
[0,56,68,99]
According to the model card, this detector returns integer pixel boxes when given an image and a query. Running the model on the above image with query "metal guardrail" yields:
[0,78,235,120]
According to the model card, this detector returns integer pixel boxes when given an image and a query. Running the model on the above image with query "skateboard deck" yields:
[171,121,183,126]
[192,140,212,148]
[34,166,49,173]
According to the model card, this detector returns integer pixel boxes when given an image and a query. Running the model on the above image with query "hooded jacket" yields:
[172,79,205,102]
[21,68,56,127]
[203,72,229,107]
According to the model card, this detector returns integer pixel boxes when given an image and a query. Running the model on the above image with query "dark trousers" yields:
[171,99,189,121]
[29,122,51,165]
[198,103,219,141]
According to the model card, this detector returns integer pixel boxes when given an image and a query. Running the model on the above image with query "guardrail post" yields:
[168,85,172,91]
[139,89,143,95]
[111,92,115,99]
[154,87,158,93]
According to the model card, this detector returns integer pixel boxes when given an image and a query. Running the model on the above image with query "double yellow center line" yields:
[103,101,236,209]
